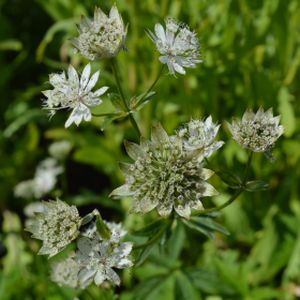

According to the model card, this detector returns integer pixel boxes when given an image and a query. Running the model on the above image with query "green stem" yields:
[194,152,253,215]
[110,59,141,136]
[91,112,120,117]
[140,64,165,103]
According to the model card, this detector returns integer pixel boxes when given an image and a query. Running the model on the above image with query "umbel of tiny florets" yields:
[110,124,218,219]
[42,63,108,128]
[25,199,82,257]
[51,255,81,288]
[72,5,126,60]
[178,116,224,160]
[147,17,202,75]
[227,107,284,153]
[75,221,133,287]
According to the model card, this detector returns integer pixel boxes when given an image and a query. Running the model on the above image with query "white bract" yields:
[228,107,284,153]
[72,5,126,60]
[14,158,62,199]
[42,63,108,128]
[75,221,133,287]
[148,17,202,75]
[178,116,224,160]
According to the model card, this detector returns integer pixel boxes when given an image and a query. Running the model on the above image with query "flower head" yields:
[75,221,133,287]
[228,107,284,152]
[25,199,82,257]
[178,116,224,159]
[14,158,62,199]
[49,140,73,160]
[42,63,108,128]
[72,5,126,60]
[148,17,202,75]
[110,124,218,218]
[51,255,81,288]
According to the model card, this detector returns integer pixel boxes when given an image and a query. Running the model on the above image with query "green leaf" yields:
[244,180,269,192]
[278,86,296,137]
[181,215,229,238]
[185,266,236,295]
[216,170,241,188]
[133,219,166,237]
[135,243,157,267]
[130,91,156,111]
[174,271,198,300]
[166,221,185,262]
[131,275,168,300]
[95,214,111,240]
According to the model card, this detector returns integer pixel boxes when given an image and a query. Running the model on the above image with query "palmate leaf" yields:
[181,214,229,238]
[174,271,199,300]
[133,219,166,237]
[131,274,168,300]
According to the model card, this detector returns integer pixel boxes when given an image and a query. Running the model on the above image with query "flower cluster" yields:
[14,158,62,199]
[75,221,133,287]
[148,17,202,75]
[178,116,224,160]
[48,140,73,160]
[110,123,219,218]
[42,63,108,127]
[25,199,82,257]
[72,5,126,60]
[49,219,133,288]
[228,107,284,153]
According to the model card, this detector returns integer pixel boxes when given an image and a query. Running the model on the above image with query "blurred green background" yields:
[0,0,300,299]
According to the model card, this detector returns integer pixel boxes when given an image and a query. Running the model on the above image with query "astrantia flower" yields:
[75,221,133,287]
[42,63,108,128]
[51,255,81,288]
[148,17,202,75]
[14,158,62,199]
[178,116,224,159]
[228,107,284,153]
[110,124,218,218]
[49,140,73,160]
[25,199,82,257]
[72,5,126,60]
[33,158,63,198]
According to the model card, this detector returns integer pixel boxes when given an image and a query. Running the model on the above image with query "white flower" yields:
[14,158,62,199]
[33,158,63,198]
[72,5,126,60]
[75,221,133,287]
[178,116,224,160]
[49,140,73,160]
[148,17,202,75]
[42,63,108,128]
[227,107,284,152]
[110,124,218,218]
[51,254,81,288]
[25,199,82,257]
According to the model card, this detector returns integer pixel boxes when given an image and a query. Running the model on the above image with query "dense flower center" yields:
[129,142,205,207]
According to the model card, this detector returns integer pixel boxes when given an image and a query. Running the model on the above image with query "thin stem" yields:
[194,189,243,216]
[91,112,120,117]
[110,59,141,136]
[242,151,253,184]
[140,64,165,103]
[194,151,253,216]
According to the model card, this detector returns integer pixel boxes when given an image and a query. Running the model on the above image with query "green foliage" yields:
[1,0,300,299]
